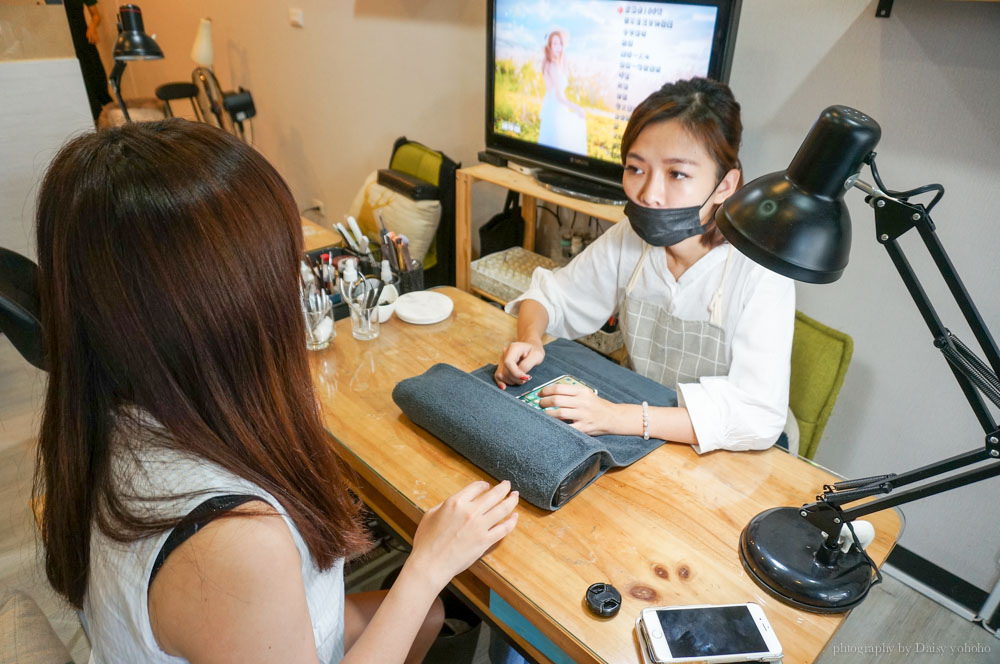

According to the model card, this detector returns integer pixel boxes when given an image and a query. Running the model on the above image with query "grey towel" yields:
[392,339,676,510]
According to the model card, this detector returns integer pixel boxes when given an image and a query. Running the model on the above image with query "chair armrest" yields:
[377,169,439,201]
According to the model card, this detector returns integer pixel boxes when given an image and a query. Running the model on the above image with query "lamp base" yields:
[739,507,874,613]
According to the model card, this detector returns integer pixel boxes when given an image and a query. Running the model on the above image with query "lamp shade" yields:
[113,4,163,61]
[190,18,214,68]
[716,106,882,284]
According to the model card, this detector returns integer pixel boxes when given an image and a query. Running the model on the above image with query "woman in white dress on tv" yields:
[537,29,588,155]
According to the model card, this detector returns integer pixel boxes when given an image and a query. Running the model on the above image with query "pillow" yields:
[0,589,73,664]
[348,171,442,265]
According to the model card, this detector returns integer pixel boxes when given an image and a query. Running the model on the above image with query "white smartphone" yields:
[638,603,783,664]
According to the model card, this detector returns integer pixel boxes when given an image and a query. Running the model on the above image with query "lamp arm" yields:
[838,455,1000,521]
[793,171,1000,542]
[853,176,1000,435]
[109,60,131,123]
[801,451,1000,549]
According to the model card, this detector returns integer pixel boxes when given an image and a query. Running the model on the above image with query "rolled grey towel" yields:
[392,339,676,510]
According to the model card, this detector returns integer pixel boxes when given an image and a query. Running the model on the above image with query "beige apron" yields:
[620,244,735,390]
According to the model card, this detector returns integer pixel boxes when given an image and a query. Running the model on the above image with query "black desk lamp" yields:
[108,4,163,123]
[716,106,1000,613]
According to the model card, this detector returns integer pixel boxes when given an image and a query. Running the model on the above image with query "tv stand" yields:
[534,170,627,206]
[455,164,626,292]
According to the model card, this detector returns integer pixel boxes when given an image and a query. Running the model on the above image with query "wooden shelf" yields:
[455,164,626,291]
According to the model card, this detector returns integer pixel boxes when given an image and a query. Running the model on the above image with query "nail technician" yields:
[494,78,795,453]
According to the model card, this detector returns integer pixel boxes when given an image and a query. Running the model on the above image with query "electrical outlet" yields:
[311,198,325,217]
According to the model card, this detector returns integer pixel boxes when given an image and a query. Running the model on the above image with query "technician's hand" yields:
[494,341,545,389]
[538,384,630,436]
[86,24,99,45]
[407,481,519,592]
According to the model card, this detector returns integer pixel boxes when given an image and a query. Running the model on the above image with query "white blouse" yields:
[84,414,346,663]
[506,220,795,453]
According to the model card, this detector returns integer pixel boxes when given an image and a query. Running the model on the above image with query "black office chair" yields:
[0,247,45,371]
[154,69,256,143]
[155,82,204,120]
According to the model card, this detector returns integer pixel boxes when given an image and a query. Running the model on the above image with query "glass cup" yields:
[350,302,380,340]
[302,288,334,351]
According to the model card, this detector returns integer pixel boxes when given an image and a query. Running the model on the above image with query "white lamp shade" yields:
[190,18,214,68]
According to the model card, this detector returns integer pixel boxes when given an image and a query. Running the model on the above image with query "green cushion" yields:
[790,311,853,460]
[0,590,73,664]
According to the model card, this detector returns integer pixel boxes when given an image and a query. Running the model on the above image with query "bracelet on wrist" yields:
[641,401,650,441]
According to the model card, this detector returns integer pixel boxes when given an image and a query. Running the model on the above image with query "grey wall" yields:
[729,0,1000,592]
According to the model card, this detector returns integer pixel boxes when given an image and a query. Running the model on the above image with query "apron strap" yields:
[625,242,652,295]
[707,244,735,327]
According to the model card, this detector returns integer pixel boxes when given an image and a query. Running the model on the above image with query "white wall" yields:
[98,0,1000,590]
[96,0,504,248]
[729,0,1000,592]
[0,4,93,260]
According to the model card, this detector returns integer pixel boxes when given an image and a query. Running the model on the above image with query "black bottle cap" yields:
[585,582,621,618]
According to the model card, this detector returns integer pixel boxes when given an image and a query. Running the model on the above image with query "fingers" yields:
[496,343,544,388]
[482,490,519,529]
[496,348,531,386]
[514,353,538,379]
[472,479,513,513]
[543,407,566,420]
[538,384,585,398]
[538,389,583,410]
[486,512,519,544]
[445,480,492,505]
[504,355,529,384]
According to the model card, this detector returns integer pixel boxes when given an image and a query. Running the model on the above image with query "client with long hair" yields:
[34,120,519,663]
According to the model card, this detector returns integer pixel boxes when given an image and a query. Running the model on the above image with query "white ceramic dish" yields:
[394,291,454,325]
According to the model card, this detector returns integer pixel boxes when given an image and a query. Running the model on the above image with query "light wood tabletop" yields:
[310,287,902,664]
[301,216,343,253]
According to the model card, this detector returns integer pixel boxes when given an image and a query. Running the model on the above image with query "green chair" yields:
[388,137,459,288]
[789,310,853,460]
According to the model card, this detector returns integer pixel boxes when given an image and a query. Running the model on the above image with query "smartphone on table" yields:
[518,374,596,411]
[637,603,782,663]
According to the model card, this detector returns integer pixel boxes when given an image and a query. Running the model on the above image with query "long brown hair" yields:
[621,77,743,247]
[34,120,366,609]
[544,30,566,66]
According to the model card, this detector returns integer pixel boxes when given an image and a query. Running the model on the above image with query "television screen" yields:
[486,0,741,196]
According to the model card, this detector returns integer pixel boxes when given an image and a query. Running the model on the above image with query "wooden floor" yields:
[0,335,993,663]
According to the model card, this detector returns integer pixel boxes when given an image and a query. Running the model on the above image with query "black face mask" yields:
[624,183,721,247]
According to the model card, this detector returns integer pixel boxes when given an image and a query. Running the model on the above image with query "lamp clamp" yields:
[798,501,845,551]
[867,193,929,243]
[987,428,1000,457]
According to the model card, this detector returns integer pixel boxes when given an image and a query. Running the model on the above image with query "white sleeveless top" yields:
[83,418,346,663]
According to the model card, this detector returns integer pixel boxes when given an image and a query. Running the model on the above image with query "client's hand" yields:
[538,384,632,436]
[494,341,545,389]
[407,481,519,592]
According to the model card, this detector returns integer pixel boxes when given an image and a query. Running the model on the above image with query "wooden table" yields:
[455,164,627,292]
[310,287,901,664]
[301,216,343,253]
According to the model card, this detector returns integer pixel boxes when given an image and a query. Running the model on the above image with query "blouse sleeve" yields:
[677,267,796,453]
[505,221,629,340]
